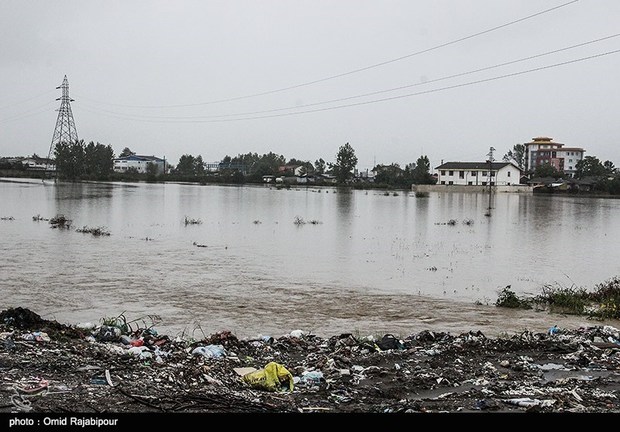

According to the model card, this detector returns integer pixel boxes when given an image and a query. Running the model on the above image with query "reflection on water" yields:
[1,178,619,337]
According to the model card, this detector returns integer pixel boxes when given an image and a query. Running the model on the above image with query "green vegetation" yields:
[502,143,526,171]
[495,286,532,309]
[372,156,436,189]
[54,139,114,180]
[100,312,161,335]
[332,142,358,184]
[495,277,620,320]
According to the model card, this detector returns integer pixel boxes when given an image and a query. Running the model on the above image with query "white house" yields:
[113,155,167,174]
[435,162,521,186]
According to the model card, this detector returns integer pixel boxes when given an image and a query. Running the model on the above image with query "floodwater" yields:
[1,177,619,338]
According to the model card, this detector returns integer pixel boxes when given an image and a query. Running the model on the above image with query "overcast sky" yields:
[1,0,619,171]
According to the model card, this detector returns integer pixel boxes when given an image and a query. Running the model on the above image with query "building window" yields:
[490,172,495,177]
[482,172,487,177]
[569,166,573,170]
[482,181,487,186]
[459,171,465,178]
[490,182,495,186]
[507,171,511,177]
[441,170,446,175]
[448,171,454,176]
[468,181,473,185]
[441,181,445,185]
[471,171,477,177]
[569,159,573,163]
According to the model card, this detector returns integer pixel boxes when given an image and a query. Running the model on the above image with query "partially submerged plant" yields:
[588,277,620,320]
[533,283,590,315]
[50,214,72,229]
[184,216,202,226]
[76,226,111,236]
[495,286,532,309]
[100,312,162,335]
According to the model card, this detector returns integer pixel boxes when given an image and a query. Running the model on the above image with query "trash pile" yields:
[1,307,620,413]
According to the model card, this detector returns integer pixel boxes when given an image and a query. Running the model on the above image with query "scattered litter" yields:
[2,307,620,413]
[21,331,50,342]
[503,398,555,408]
[234,367,258,376]
[192,345,227,359]
[290,330,305,338]
[299,371,324,387]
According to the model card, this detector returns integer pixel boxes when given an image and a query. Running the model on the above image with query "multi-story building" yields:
[524,136,585,177]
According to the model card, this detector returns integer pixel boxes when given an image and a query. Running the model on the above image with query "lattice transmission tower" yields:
[47,75,78,162]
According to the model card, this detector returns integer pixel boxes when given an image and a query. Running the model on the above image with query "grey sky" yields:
[1,0,619,172]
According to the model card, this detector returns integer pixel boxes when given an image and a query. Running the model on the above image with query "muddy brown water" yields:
[1,178,619,339]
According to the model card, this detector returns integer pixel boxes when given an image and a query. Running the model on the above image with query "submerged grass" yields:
[496,277,620,320]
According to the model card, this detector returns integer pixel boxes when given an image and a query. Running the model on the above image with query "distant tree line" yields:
[5,140,437,189]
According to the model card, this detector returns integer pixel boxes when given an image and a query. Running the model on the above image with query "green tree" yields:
[333,142,358,184]
[146,162,158,182]
[84,141,114,180]
[603,160,616,175]
[534,162,562,178]
[575,156,606,179]
[194,155,206,176]
[119,147,135,158]
[373,163,405,186]
[411,155,436,184]
[503,144,526,171]
[54,140,85,180]
[314,158,326,174]
[175,154,197,176]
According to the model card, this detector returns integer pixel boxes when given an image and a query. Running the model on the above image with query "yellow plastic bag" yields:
[242,362,294,392]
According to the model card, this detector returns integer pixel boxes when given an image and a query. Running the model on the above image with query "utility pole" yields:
[485,146,495,216]
[46,75,78,179]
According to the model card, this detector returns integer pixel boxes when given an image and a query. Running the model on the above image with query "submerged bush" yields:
[495,278,620,320]
[533,284,590,315]
[588,277,620,319]
[184,216,202,226]
[50,214,72,229]
[495,286,532,309]
[76,226,111,236]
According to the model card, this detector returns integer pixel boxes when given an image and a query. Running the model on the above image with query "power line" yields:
[0,89,55,111]
[78,48,620,124]
[0,101,55,124]
[78,33,620,121]
[73,0,580,109]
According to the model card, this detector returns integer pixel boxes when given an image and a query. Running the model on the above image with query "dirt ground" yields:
[2,307,620,426]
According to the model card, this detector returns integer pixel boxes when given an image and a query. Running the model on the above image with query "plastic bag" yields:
[242,362,294,392]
